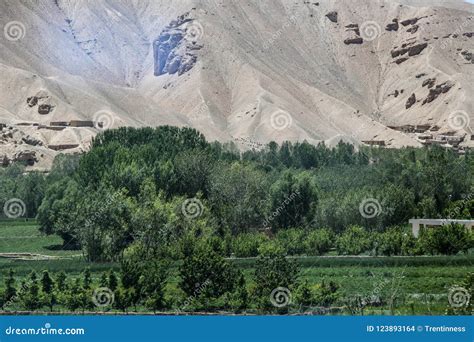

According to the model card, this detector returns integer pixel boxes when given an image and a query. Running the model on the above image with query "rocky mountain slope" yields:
[1,0,473,169]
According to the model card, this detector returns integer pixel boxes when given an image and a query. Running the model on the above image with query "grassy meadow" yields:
[0,219,471,315]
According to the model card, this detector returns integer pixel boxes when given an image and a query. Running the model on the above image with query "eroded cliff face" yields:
[153,13,203,76]
[0,0,473,170]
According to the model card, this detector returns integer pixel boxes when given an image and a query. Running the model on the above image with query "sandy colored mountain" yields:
[0,0,473,170]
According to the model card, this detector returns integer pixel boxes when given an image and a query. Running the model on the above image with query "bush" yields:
[336,226,371,255]
[313,280,340,307]
[252,251,299,312]
[232,233,268,257]
[257,239,286,256]
[419,224,473,255]
[276,229,307,255]
[178,243,241,310]
[372,227,407,256]
[304,228,334,255]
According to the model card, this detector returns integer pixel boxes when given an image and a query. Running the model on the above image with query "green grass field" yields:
[0,220,471,314]
[0,219,78,257]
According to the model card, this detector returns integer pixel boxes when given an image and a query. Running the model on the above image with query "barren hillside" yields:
[1,0,473,169]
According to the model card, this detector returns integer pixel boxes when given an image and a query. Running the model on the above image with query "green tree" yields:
[55,271,68,292]
[253,251,300,311]
[304,228,334,255]
[108,271,118,291]
[336,226,371,255]
[65,278,82,312]
[40,270,54,295]
[140,260,169,313]
[268,171,317,231]
[19,272,41,311]
[209,163,269,234]
[419,224,472,255]
[4,269,17,304]
[179,244,239,308]
[82,268,92,290]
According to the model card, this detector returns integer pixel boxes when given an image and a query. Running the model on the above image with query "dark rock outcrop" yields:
[407,25,419,33]
[461,50,473,63]
[386,19,399,31]
[325,11,338,23]
[395,57,408,64]
[401,18,419,26]
[345,23,360,36]
[422,81,454,105]
[392,42,428,58]
[38,104,52,115]
[153,13,203,76]
[27,96,38,107]
[21,135,42,146]
[422,78,436,88]
[408,42,428,56]
[344,37,363,45]
[406,93,416,109]
[13,151,37,166]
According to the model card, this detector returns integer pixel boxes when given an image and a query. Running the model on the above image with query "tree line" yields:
[0,126,472,261]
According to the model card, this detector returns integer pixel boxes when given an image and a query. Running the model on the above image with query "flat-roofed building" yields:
[69,120,94,127]
[409,218,474,237]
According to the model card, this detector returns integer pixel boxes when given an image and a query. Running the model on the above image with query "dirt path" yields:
[0,253,79,261]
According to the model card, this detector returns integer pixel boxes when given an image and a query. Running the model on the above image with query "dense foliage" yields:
[1,126,473,262]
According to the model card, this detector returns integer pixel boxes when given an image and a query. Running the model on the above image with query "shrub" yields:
[276,229,307,255]
[257,239,287,256]
[419,223,472,255]
[304,228,334,255]
[178,243,240,309]
[372,227,406,256]
[252,251,299,311]
[232,233,268,257]
[336,226,371,255]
